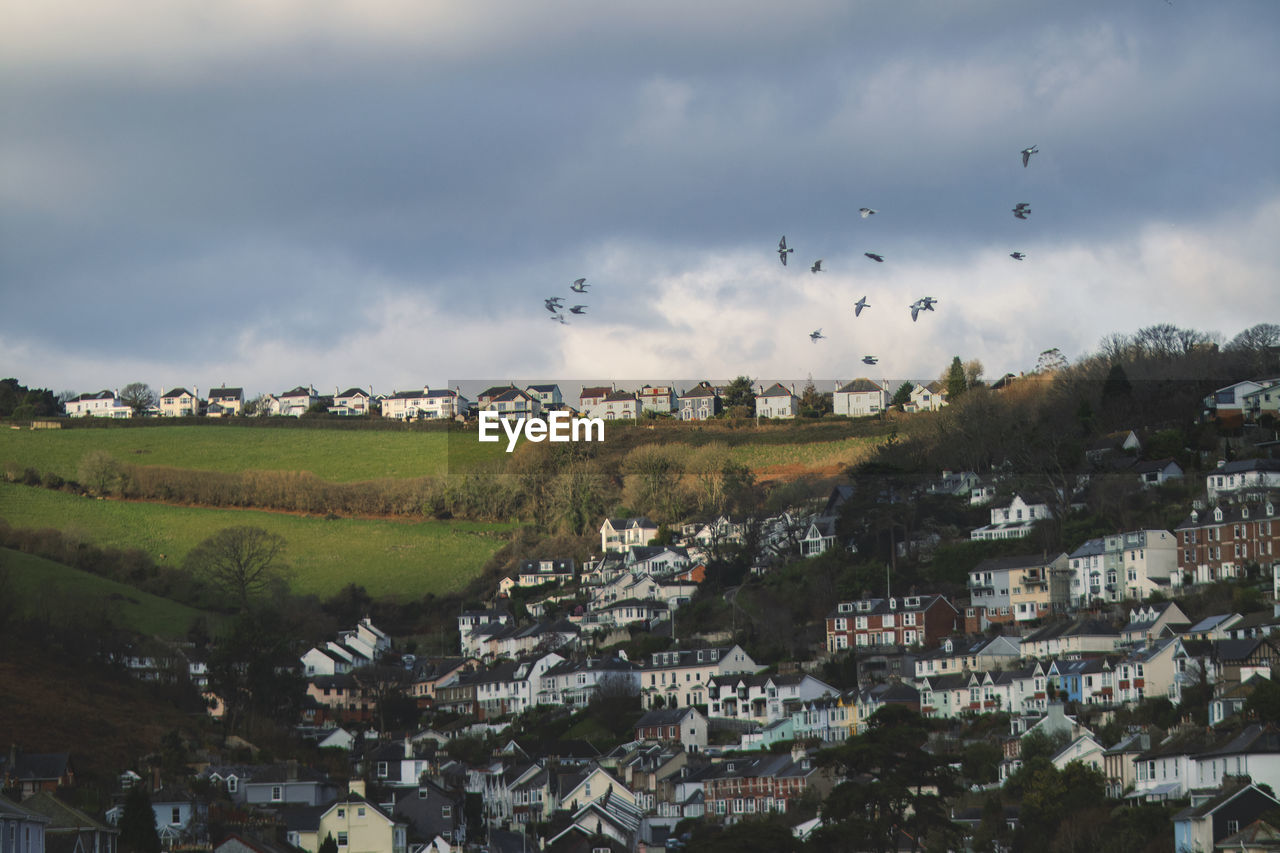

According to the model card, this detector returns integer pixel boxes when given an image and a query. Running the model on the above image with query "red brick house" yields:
[825,594,959,652]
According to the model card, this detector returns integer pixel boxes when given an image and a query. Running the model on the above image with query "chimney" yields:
[404,735,413,760]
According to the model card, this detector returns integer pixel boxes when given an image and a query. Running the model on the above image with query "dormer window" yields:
[1214,507,1224,522]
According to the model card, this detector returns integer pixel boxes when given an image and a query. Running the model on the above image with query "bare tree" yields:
[78,450,122,495]
[118,382,157,416]
[184,526,290,608]
[963,359,985,388]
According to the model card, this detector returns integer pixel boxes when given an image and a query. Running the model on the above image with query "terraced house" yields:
[1176,501,1280,584]
[826,594,959,652]
[640,645,761,710]
[966,553,1071,625]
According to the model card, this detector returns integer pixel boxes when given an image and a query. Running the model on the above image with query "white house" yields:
[971,494,1053,541]
[755,383,800,419]
[272,385,318,417]
[905,381,946,413]
[65,390,132,418]
[600,517,660,554]
[587,392,640,420]
[1206,459,1280,503]
[833,379,887,417]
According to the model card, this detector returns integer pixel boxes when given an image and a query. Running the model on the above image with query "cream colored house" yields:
[291,787,406,853]
[159,387,199,417]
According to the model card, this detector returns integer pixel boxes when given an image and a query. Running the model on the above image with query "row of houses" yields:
[58,377,947,423]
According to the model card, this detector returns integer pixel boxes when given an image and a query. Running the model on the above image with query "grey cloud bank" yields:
[2,1,1278,396]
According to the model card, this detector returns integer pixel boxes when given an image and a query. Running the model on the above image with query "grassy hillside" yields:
[1,547,212,638]
[0,482,513,600]
[0,418,890,485]
[0,424,505,482]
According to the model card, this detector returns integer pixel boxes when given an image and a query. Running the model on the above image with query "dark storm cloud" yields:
[2,0,1278,391]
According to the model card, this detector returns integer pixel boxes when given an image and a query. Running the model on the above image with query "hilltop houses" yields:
[832,379,887,417]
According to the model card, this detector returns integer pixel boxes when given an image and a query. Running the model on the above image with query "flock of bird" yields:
[544,278,590,324]
[793,143,1040,365]
[540,145,1042,364]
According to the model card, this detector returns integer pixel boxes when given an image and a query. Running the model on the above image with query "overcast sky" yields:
[3,0,1278,398]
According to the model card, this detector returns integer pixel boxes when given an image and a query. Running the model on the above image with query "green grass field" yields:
[0,424,509,482]
[1,546,212,638]
[0,482,513,601]
[1,419,890,484]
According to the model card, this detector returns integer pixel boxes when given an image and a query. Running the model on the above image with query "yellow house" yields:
[292,785,406,853]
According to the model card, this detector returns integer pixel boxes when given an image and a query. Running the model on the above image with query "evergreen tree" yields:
[319,834,338,853]
[891,382,913,409]
[946,356,968,399]
[118,785,161,853]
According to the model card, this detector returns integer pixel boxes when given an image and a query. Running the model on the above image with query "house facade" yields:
[968,553,1071,624]
[826,595,959,652]
[832,379,887,417]
[640,645,761,710]
[65,391,132,418]
[159,387,199,417]
[1176,501,1280,585]
[636,385,676,414]
[754,383,800,419]
[207,387,243,416]
[971,494,1053,540]
[678,383,721,421]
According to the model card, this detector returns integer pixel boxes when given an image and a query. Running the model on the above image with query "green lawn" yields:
[0,424,506,482]
[1,547,213,638]
[0,482,513,600]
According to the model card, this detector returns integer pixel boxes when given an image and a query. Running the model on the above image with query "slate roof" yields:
[759,383,796,398]
[634,708,700,728]
[836,379,882,393]
[161,388,194,399]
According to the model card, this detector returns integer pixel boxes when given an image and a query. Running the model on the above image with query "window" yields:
[337,809,345,819]
[442,806,452,818]
[357,807,365,818]
[227,777,238,793]
[271,786,283,802]
[171,808,181,825]
[337,833,348,847]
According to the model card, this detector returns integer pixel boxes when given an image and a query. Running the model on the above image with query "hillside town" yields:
[5,361,1280,853]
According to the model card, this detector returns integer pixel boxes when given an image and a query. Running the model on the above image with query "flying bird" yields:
[1010,252,1026,260]
[910,297,938,322]
[778,236,794,266]
[862,355,878,365]
[1012,203,1031,220]
[1021,145,1039,167]
[810,259,823,273]
[859,208,877,218]
[864,252,884,263]
[854,296,869,316]
[545,297,564,312]
[570,278,589,293]
[810,329,825,343]
[549,314,568,325]
[569,305,588,315]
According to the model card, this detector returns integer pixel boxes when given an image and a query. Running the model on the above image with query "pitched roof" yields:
[836,379,882,393]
